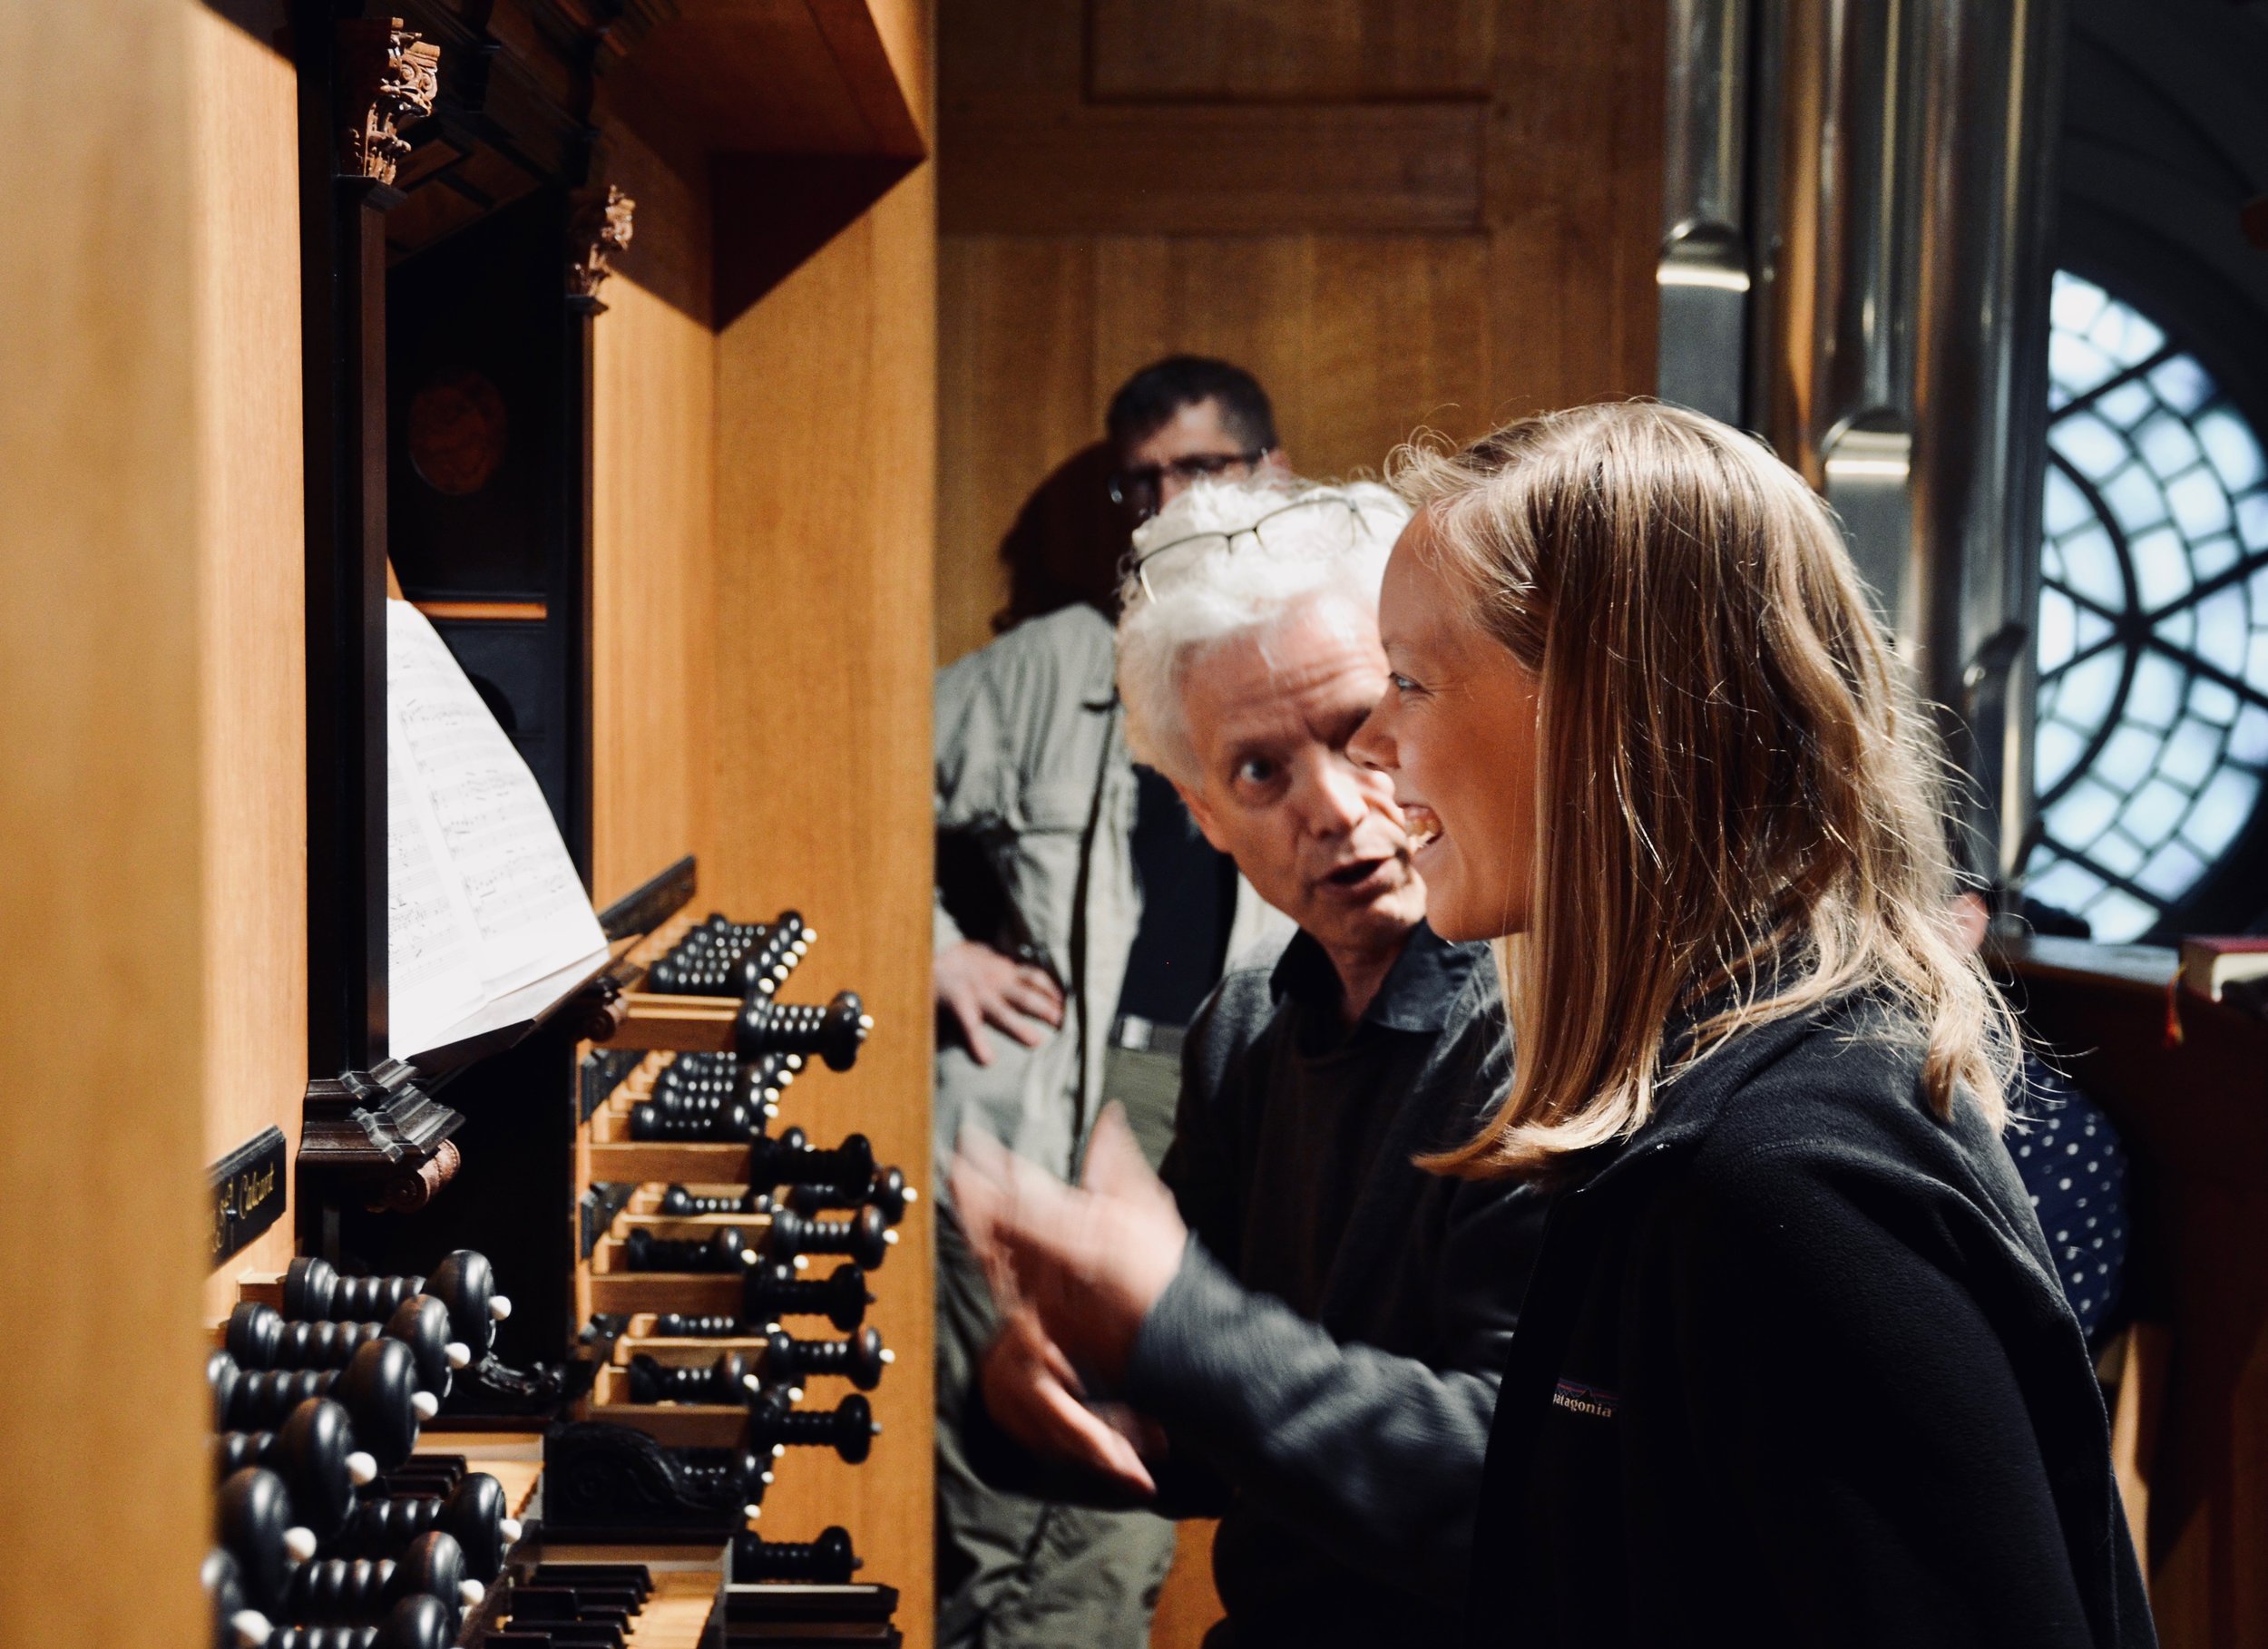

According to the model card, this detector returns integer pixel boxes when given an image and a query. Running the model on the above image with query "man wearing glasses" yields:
[934,357,1292,1649]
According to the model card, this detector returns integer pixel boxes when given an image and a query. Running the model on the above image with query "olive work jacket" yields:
[933,605,1286,1188]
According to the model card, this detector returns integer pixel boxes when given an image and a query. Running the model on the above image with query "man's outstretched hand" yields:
[977,1305,1160,1498]
[952,1105,1189,1386]
[934,941,1063,1066]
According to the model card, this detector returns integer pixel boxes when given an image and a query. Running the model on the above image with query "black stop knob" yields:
[213,1396,372,1538]
[743,1261,873,1332]
[787,1164,915,1226]
[210,1340,429,1470]
[737,990,869,1071]
[765,1204,895,1271]
[733,1525,860,1584]
[764,1324,891,1391]
[746,1390,879,1465]
[626,1351,763,1406]
[748,1128,875,1199]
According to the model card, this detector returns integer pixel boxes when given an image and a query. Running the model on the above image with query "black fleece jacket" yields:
[1462,992,2155,1649]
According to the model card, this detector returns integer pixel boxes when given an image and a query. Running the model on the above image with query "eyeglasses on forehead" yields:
[1124,491,1393,603]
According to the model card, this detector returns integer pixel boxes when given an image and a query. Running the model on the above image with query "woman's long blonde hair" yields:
[1392,403,2015,1177]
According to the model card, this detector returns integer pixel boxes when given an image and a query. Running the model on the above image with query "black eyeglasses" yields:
[1108,448,1273,516]
[1123,492,1393,602]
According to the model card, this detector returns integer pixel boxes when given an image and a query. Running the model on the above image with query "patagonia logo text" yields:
[1552,1378,1618,1420]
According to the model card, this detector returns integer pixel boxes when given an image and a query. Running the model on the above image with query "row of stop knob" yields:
[205,1252,523,1649]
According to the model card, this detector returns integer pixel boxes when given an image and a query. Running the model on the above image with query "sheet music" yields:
[386,733,488,1057]
[386,600,609,1055]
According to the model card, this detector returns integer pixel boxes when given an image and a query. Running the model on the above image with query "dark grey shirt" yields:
[1125,922,1546,1648]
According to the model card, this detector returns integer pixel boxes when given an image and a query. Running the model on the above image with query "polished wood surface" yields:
[0,3,209,1641]
[592,117,719,910]
[1149,1517,1225,1648]
[192,2,308,1316]
[2009,948,2268,1647]
[713,158,938,1645]
[934,0,1664,663]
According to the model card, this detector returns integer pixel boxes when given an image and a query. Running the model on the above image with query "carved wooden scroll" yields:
[568,185,638,298]
[337,19,441,185]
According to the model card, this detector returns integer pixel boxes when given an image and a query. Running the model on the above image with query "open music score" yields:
[386,600,608,1057]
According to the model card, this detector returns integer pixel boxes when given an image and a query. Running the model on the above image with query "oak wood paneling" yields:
[1088,0,1492,101]
[0,1,209,1641]
[936,0,1660,668]
[1484,0,1666,415]
[936,237,1101,660]
[939,100,1485,235]
[714,162,938,1647]
[191,3,308,1316]
[593,269,719,907]
[935,230,1495,663]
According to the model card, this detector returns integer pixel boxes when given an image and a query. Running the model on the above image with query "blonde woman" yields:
[1349,404,2154,1648]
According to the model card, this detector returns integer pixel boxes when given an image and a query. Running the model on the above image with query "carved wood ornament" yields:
[337,19,441,185]
[568,185,638,298]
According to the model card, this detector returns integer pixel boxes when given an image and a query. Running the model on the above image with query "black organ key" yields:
[747,1389,880,1465]
[209,1339,430,1470]
[787,1163,916,1226]
[327,1470,520,1581]
[229,1296,468,1398]
[737,990,870,1072]
[213,1396,374,1537]
[734,1524,860,1584]
[529,1563,654,1601]
[764,1323,892,1391]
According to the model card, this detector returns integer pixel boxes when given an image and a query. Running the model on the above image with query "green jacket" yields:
[934,604,1285,1184]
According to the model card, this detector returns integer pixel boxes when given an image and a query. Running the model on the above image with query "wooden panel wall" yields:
[0,1,209,1642]
[593,125,719,909]
[712,164,939,1644]
[934,0,1664,664]
[191,1,308,1316]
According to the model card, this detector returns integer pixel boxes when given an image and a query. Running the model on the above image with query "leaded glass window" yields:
[2028,271,2268,941]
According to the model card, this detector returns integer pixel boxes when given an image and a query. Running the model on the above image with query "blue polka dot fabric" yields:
[2007,1054,2130,1349]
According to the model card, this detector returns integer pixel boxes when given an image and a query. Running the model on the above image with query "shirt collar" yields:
[1268,919,1476,1033]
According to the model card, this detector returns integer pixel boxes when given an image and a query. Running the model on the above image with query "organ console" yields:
[26,2,935,1640]
[198,898,916,1647]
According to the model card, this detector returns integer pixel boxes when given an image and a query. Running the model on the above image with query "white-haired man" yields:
[953,479,1547,1649]
[934,358,1297,1649]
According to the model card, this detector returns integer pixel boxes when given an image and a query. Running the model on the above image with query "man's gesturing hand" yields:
[978,1306,1159,1498]
[934,940,1063,1066]
[951,1105,1189,1386]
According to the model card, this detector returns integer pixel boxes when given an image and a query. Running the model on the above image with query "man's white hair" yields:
[1114,476,1412,785]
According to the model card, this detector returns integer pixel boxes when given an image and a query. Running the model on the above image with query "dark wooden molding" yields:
[567,182,635,301]
[298,1064,466,1215]
[543,1421,767,1540]
[209,1127,289,1272]
[337,18,441,185]
[598,853,697,941]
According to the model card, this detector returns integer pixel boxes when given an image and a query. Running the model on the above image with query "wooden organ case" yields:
[1,2,934,1644]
